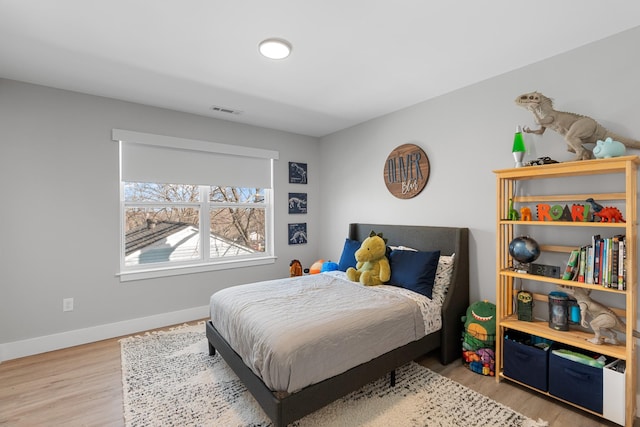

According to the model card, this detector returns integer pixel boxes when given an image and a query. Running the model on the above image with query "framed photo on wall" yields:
[288,223,307,245]
[289,162,308,184]
[288,192,307,214]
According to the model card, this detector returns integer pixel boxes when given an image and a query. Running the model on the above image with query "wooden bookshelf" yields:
[494,156,639,426]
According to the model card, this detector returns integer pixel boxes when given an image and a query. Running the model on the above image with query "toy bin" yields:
[548,347,606,413]
[603,359,625,425]
[461,300,496,376]
[503,331,552,391]
[461,326,495,376]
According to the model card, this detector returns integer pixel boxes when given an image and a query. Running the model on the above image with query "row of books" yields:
[562,234,626,290]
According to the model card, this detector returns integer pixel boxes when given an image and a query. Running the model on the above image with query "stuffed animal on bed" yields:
[346,231,391,286]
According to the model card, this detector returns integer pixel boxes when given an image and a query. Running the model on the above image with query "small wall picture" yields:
[288,223,307,245]
[288,192,307,214]
[289,161,308,184]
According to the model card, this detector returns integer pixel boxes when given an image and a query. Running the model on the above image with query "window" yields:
[113,130,278,281]
[124,183,267,264]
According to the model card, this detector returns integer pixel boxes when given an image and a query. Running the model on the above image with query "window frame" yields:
[119,184,275,282]
[113,129,277,282]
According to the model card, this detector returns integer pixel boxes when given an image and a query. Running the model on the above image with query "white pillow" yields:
[431,254,455,305]
[388,245,418,252]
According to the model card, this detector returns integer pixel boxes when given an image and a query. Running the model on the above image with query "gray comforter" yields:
[209,271,439,393]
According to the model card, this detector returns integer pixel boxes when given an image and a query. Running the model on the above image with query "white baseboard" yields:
[0,305,209,362]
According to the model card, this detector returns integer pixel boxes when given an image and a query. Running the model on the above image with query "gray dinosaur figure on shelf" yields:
[515,92,640,161]
[559,286,638,345]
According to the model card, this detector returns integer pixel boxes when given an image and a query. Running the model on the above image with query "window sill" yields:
[117,256,277,282]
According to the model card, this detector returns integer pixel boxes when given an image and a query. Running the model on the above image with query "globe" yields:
[508,236,540,263]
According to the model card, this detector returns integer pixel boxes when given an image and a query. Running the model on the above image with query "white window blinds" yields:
[113,129,278,188]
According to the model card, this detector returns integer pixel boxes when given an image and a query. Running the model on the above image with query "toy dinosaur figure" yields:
[593,206,625,223]
[515,92,640,161]
[508,198,519,220]
[559,286,633,345]
[585,198,604,213]
[520,206,532,221]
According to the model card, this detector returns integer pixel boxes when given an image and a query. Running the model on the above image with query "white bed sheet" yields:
[209,271,441,393]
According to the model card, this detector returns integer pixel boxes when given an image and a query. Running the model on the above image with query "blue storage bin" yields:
[503,333,551,391]
[548,350,603,413]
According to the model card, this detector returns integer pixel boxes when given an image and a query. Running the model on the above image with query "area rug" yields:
[120,323,547,427]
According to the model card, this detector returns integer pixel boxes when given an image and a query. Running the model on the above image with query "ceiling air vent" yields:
[210,105,243,115]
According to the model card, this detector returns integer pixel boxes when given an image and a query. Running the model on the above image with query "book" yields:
[618,236,626,290]
[593,237,602,285]
[611,235,620,289]
[588,234,600,284]
[562,249,581,281]
[607,237,614,287]
[599,237,605,285]
[585,245,594,284]
[602,237,610,287]
[577,246,587,283]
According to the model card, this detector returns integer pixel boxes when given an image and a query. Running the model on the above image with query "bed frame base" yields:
[207,320,438,427]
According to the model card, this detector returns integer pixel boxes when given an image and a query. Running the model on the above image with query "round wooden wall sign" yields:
[383,143,430,199]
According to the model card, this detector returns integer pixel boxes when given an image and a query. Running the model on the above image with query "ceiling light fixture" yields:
[258,38,292,60]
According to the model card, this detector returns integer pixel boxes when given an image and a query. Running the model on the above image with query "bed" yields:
[206,223,469,426]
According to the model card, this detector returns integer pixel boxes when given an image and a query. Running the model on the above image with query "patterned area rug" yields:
[120,323,547,427]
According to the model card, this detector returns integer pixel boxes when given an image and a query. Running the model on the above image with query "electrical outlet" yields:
[63,298,74,312]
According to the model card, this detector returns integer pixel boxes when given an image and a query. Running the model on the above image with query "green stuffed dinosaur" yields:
[515,92,640,161]
[462,300,496,350]
[346,231,391,286]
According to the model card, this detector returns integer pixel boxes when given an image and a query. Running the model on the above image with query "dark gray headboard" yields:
[349,223,464,257]
[348,223,469,364]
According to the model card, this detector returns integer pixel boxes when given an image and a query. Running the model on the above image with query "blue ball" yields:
[321,261,339,272]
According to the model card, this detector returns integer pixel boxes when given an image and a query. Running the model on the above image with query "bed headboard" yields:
[348,223,469,364]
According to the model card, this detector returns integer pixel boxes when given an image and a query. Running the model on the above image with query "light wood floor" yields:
[0,321,634,426]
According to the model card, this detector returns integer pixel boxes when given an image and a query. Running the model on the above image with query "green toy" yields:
[508,198,519,220]
[462,300,496,351]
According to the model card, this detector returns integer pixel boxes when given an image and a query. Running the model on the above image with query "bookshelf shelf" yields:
[500,316,627,359]
[497,373,607,419]
[499,269,628,294]
[498,220,627,228]
[494,156,639,427]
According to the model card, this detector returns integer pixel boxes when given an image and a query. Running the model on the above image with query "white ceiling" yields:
[2,1,640,137]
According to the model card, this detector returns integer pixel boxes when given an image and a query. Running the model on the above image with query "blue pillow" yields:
[338,238,361,271]
[389,250,441,298]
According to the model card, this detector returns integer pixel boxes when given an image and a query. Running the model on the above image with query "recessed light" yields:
[258,38,292,60]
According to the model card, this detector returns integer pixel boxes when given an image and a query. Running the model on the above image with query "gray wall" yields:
[2,25,639,359]
[0,80,320,353]
[319,26,640,304]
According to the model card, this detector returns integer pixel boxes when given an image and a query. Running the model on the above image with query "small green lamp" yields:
[512,125,526,167]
